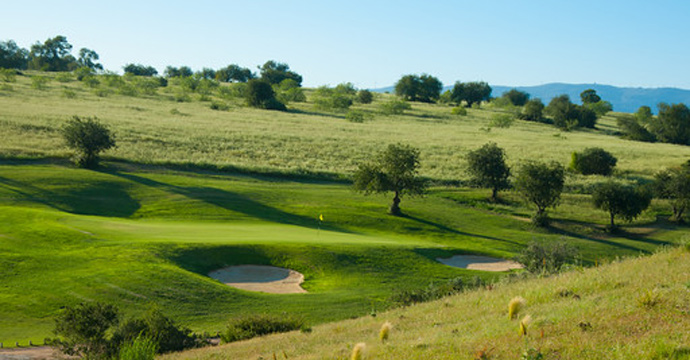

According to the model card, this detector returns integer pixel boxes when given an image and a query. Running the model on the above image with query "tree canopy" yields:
[450,81,492,107]
[654,164,690,222]
[502,89,530,106]
[123,63,158,76]
[61,116,116,168]
[216,64,254,82]
[592,181,651,230]
[394,74,443,103]
[28,35,76,71]
[466,142,511,201]
[514,161,565,226]
[245,79,286,111]
[545,94,597,130]
[580,89,601,104]
[569,147,617,176]
[648,102,690,145]
[259,60,302,86]
[518,98,545,122]
[0,40,29,69]
[353,144,426,216]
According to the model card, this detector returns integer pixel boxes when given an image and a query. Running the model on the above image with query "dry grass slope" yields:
[161,247,690,360]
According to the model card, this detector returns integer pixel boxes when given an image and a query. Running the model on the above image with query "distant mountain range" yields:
[372,83,690,114]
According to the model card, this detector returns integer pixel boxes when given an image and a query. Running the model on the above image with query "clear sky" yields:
[3,0,690,89]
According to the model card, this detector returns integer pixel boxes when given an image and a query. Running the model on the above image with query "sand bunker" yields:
[437,255,523,272]
[208,265,306,294]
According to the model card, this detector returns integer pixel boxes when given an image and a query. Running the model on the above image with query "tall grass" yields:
[119,335,158,360]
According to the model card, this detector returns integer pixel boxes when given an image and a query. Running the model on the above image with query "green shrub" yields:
[31,76,49,90]
[221,314,304,343]
[210,101,229,111]
[0,68,17,82]
[118,335,158,360]
[357,89,374,104]
[451,106,467,116]
[61,116,116,168]
[56,72,73,83]
[62,89,77,99]
[111,308,198,354]
[516,240,578,274]
[81,75,100,88]
[389,277,468,307]
[570,147,617,176]
[51,302,119,359]
[346,110,367,123]
[379,98,411,115]
[489,114,514,128]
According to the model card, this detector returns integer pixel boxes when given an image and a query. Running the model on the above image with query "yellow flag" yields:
[319,214,324,221]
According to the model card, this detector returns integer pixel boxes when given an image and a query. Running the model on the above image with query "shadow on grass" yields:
[107,170,351,232]
[401,214,521,246]
[548,218,673,252]
[0,174,140,217]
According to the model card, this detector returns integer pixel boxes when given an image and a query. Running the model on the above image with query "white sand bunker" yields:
[437,255,523,272]
[209,265,306,294]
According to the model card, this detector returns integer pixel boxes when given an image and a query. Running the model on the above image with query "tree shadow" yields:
[0,175,140,217]
[106,170,351,232]
[287,108,344,120]
[547,218,672,252]
[401,214,521,246]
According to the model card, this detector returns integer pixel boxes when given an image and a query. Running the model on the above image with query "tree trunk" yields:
[491,187,498,202]
[609,212,616,230]
[389,191,402,216]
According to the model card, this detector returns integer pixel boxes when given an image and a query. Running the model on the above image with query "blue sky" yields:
[3,0,690,89]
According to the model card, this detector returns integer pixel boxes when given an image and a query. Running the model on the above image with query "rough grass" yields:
[160,247,690,360]
[1,72,689,184]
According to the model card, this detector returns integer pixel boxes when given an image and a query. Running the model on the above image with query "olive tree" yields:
[654,164,690,222]
[514,161,565,226]
[61,116,116,168]
[569,147,617,176]
[592,181,651,230]
[353,144,426,216]
[466,142,510,201]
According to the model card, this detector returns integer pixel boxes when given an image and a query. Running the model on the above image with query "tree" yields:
[52,302,120,359]
[580,89,601,104]
[502,89,530,106]
[313,83,356,112]
[394,74,442,103]
[245,79,286,110]
[545,95,597,129]
[514,161,565,226]
[61,116,116,168]
[0,40,29,69]
[451,81,492,107]
[584,100,613,117]
[77,48,103,71]
[518,98,545,122]
[353,144,426,216]
[29,35,76,71]
[466,143,511,201]
[357,89,374,104]
[164,66,193,78]
[569,147,617,176]
[592,181,651,230]
[654,164,690,222]
[259,60,302,86]
[216,64,254,82]
[123,63,158,76]
[197,67,216,80]
[648,102,690,145]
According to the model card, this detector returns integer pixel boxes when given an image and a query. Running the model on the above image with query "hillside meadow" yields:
[0,71,688,355]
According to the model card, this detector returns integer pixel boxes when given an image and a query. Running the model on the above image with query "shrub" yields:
[617,114,656,142]
[246,79,286,110]
[516,240,578,274]
[56,72,73,83]
[220,314,304,343]
[61,116,116,168]
[346,110,367,123]
[489,113,514,128]
[0,68,17,82]
[111,308,198,354]
[569,147,617,176]
[451,106,467,116]
[118,335,158,360]
[357,89,374,104]
[592,181,652,230]
[51,302,120,359]
[518,98,545,122]
[210,101,229,111]
[379,98,411,115]
[31,75,49,90]
[62,89,77,99]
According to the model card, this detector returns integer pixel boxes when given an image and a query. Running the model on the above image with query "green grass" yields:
[0,163,686,346]
[1,71,688,350]
[160,247,690,360]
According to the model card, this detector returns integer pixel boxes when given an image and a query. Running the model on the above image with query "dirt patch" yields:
[437,255,523,272]
[0,346,64,360]
[208,265,306,294]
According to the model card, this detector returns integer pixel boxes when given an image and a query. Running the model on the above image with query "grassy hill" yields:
[161,246,690,360]
[0,71,688,349]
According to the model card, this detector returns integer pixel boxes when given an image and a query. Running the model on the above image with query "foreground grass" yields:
[162,246,690,360]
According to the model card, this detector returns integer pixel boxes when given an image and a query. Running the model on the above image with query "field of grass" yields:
[0,71,688,352]
[161,246,690,360]
[2,71,689,182]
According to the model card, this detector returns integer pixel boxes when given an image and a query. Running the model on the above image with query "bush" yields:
[210,101,229,111]
[489,114,514,128]
[518,98,545,122]
[516,241,578,274]
[246,79,286,110]
[52,302,120,359]
[346,110,367,123]
[379,98,411,115]
[31,75,49,90]
[593,181,652,230]
[357,89,374,104]
[617,114,656,142]
[570,147,617,176]
[118,335,158,360]
[0,68,17,82]
[451,106,467,116]
[221,314,303,343]
[61,116,116,168]
[111,308,198,354]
